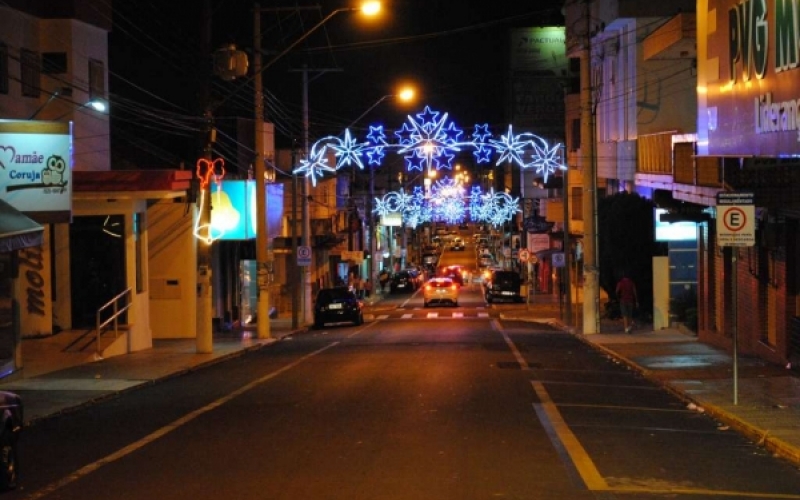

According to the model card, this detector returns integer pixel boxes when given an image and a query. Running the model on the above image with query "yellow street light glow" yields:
[398,86,415,102]
[361,1,381,15]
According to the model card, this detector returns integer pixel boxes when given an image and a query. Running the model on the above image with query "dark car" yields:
[0,391,21,490]
[390,271,418,293]
[313,287,363,328]
[485,270,523,303]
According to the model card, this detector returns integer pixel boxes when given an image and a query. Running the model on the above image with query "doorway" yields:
[69,215,127,329]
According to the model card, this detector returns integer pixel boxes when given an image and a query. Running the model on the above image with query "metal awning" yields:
[0,199,44,252]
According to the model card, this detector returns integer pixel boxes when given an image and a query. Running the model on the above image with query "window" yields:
[0,42,7,94]
[42,52,67,74]
[20,49,40,97]
[89,59,105,101]
[571,187,582,221]
[570,118,580,151]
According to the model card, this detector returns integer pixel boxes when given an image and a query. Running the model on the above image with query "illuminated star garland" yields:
[372,178,520,227]
[293,105,567,185]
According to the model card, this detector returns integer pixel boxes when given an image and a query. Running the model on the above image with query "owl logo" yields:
[42,155,67,185]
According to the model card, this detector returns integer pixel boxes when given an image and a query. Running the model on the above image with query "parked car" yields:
[423,277,459,307]
[313,287,364,328]
[0,391,22,490]
[484,270,523,303]
[390,271,418,293]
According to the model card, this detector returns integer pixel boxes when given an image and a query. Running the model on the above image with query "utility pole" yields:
[196,0,214,353]
[252,4,272,339]
[291,64,342,324]
[581,0,600,334]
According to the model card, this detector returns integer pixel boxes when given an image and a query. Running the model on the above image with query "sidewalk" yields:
[2,296,800,469]
[0,319,299,425]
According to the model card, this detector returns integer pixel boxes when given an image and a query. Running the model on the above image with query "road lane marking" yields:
[426,312,438,318]
[401,313,413,319]
[24,342,340,500]
[531,381,608,491]
[531,381,800,498]
[493,319,529,370]
[478,312,489,318]
[452,312,463,318]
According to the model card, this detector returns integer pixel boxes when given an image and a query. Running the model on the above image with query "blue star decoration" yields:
[297,105,564,186]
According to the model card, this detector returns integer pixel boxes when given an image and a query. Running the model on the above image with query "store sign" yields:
[0,120,72,222]
[210,180,283,241]
[703,0,800,155]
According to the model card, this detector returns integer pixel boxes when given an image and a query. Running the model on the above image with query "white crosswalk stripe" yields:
[426,312,439,318]
[401,314,413,319]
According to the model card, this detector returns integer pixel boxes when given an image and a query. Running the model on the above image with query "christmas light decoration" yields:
[293,106,566,186]
[194,157,227,244]
[291,105,558,227]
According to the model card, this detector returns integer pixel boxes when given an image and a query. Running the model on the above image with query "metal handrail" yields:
[95,287,133,355]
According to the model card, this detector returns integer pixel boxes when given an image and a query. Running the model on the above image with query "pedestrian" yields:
[364,279,372,298]
[615,273,638,333]
[356,276,365,299]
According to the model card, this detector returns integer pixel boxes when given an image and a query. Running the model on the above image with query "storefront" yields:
[696,0,800,365]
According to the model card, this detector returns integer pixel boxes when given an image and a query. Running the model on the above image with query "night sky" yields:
[108,0,565,171]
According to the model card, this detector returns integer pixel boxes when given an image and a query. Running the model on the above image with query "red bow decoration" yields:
[195,157,226,189]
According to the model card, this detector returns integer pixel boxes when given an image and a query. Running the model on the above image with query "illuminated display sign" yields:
[702,0,800,155]
[208,180,283,241]
[0,120,73,222]
[654,209,698,242]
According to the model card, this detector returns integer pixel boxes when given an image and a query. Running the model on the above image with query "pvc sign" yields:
[0,120,73,222]
[210,180,283,241]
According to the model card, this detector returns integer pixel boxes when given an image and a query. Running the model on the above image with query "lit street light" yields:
[349,87,416,296]
[253,3,382,336]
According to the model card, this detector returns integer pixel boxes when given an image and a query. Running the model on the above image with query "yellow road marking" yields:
[531,381,608,490]
[530,381,800,498]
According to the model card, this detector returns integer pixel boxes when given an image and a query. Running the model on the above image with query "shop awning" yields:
[0,199,44,252]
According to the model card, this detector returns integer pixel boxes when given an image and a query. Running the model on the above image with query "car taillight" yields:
[451,284,457,291]
[425,285,432,291]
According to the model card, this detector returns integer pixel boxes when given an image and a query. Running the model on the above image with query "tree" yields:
[597,192,662,318]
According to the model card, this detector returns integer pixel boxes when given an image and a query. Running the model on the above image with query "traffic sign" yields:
[552,252,566,268]
[716,192,755,247]
[518,249,530,262]
[297,245,312,266]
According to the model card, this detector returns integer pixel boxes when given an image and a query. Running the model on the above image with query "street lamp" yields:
[254,2,382,335]
[353,87,415,296]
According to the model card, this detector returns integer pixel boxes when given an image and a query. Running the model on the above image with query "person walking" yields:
[615,273,638,333]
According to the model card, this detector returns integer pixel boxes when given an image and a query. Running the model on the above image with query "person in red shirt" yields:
[615,274,638,333]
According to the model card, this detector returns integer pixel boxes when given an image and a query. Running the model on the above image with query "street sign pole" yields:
[716,191,755,405]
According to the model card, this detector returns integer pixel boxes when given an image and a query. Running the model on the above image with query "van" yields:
[484,270,522,303]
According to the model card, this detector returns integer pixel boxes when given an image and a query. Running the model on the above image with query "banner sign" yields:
[0,120,72,222]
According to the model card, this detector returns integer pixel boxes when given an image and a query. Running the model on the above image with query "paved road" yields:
[9,310,800,500]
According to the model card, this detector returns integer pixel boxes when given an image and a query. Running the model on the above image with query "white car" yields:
[423,277,459,307]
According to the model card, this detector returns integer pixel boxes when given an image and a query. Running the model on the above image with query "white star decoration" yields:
[294,105,565,205]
